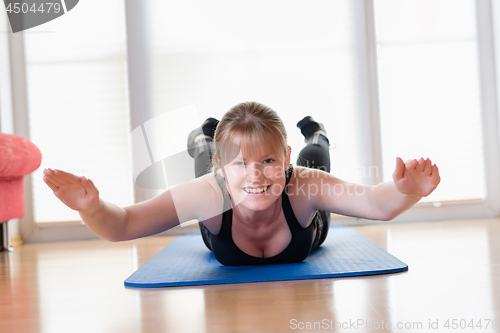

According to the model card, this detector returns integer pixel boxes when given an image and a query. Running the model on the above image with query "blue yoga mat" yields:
[124,226,407,288]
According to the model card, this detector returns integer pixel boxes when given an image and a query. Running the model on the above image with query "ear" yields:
[213,156,221,169]
[213,157,224,177]
[285,145,292,167]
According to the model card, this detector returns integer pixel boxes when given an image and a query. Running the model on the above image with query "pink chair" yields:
[0,133,42,250]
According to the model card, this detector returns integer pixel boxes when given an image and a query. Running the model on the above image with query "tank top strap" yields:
[284,164,293,185]
[281,165,302,231]
[214,172,233,233]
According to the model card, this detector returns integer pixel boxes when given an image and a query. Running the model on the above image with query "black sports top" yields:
[199,165,317,266]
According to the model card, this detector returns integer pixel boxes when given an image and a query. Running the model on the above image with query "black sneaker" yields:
[296,116,326,141]
[187,117,219,158]
[201,117,219,139]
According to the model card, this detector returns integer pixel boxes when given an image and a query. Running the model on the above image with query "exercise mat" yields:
[124,226,407,288]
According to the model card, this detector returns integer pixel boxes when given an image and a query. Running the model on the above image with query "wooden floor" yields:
[1,219,499,333]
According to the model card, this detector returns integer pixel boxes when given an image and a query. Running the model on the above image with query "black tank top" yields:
[199,166,316,266]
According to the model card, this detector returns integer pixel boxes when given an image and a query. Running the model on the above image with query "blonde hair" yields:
[214,102,288,169]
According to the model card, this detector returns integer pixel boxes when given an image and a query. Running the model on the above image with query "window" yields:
[21,1,133,232]
[374,0,485,203]
[146,0,362,187]
[142,0,499,223]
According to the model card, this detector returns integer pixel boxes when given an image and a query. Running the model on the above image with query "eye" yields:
[233,161,245,166]
[263,159,274,164]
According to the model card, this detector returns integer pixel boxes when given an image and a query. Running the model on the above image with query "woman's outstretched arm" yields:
[307,157,440,221]
[363,157,440,220]
[43,169,222,241]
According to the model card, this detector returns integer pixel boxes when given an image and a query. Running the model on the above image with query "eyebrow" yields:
[240,153,277,162]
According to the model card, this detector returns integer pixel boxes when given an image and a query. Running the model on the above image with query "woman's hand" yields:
[43,169,101,214]
[392,157,440,198]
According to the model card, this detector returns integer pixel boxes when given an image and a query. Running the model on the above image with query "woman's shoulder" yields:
[168,173,225,222]
[287,165,341,200]
[289,165,331,184]
[169,172,218,192]
[285,166,329,225]
[196,172,223,191]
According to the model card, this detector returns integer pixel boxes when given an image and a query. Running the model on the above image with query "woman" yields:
[43,102,440,266]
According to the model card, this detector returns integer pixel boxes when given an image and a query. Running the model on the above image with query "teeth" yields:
[244,186,268,194]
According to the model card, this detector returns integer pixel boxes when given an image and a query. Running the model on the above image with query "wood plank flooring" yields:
[1,219,499,333]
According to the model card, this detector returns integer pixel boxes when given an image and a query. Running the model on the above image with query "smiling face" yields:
[218,134,291,213]
[212,102,291,213]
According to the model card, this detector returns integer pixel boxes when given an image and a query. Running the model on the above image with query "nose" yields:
[245,162,264,182]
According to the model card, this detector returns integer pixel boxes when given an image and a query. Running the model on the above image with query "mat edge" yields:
[124,265,409,288]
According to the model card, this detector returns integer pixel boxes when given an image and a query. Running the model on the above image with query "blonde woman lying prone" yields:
[43,102,440,266]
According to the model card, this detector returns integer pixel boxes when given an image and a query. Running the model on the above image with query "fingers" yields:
[81,176,98,195]
[43,169,64,189]
[431,164,440,183]
[53,169,81,183]
[416,158,426,172]
[43,172,59,192]
[405,159,418,170]
[404,158,437,174]
[43,168,81,184]
[43,168,91,192]
[423,158,432,174]
[422,158,439,176]
[393,157,405,181]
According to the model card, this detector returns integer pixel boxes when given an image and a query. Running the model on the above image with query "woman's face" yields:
[220,139,291,212]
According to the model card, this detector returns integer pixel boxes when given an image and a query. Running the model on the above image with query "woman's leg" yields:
[191,136,215,178]
[188,118,219,251]
[296,116,330,172]
[296,116,331,249]
[296,136,330,173]
[187,118,219,178]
